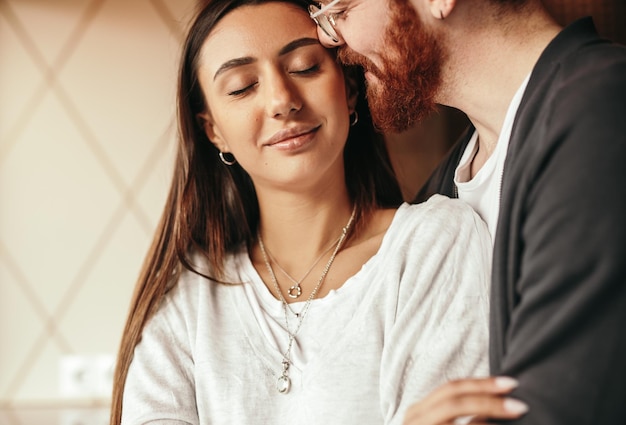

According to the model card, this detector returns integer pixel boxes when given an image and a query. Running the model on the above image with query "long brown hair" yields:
[110,0,402,422]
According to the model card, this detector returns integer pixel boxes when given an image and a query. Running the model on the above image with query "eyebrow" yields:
[278,37,319,55]
[213,37,320,81]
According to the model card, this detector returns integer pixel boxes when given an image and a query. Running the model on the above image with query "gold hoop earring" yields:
[219,151,236,166]
[350,111,359,126]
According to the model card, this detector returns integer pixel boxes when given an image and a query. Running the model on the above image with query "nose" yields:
[316,25,344,48]
[265,72,302,118]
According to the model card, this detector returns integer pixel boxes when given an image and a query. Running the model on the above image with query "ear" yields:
[197,111,229,152]
[426,0,456,20]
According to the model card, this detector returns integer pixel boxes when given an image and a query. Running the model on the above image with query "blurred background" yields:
[0,0,624,423]
[0,0,197,423]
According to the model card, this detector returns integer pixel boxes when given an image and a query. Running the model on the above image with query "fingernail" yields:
[504,398,529,414]
[494,376,519,389]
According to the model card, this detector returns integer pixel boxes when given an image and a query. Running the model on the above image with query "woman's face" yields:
[197,2,353,191]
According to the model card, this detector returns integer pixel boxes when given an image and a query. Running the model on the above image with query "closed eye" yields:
[291,64,321,75]
[228,82,257,96]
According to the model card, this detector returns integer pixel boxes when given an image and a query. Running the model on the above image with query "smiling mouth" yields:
[264,125,321,149]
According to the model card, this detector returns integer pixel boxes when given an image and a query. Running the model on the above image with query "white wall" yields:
[0,0,196,408]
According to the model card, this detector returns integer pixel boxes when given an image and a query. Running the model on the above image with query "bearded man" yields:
[310,0,626,423]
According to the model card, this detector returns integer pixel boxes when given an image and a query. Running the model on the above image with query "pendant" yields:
[277,375,291,393]
[277,360,291,393]
[287,283,302,299]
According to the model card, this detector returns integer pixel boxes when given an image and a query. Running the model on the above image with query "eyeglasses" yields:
[309,0,343,43]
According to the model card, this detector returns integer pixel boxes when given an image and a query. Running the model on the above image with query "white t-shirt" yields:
[122,196,491,425]
[455,74,531,240]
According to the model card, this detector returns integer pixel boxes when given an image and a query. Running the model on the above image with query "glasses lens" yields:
[308,4,340,43]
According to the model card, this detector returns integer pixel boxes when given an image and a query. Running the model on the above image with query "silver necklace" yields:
[263,235,341,299]
[257,206,356,394]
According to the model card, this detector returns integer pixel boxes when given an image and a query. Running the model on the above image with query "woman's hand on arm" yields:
[403,376,528,425]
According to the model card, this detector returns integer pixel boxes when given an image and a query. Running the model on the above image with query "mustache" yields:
[337,47,384,78]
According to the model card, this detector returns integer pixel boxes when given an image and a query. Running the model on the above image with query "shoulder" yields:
[385,199,491,324]
[155,249,246,319]
[558,48,626,104]
[544,34,626,121]
[539,19,626,83]
[525,19,626,126]
[141,249,249,350]
[387,196,490,257]
[399,195,484,229]
[561,34,626,74]
[516,33,626,183]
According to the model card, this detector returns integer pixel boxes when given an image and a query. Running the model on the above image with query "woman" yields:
[111,0,522,423]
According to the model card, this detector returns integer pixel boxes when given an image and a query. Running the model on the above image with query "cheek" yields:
[317,80,350,123]
[210,110,256,154]
[344,14,388,61]
[318,83,352,143]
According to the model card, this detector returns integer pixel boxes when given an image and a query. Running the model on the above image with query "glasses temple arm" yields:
[310,0,341,18]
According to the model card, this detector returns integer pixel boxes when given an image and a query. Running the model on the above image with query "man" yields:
[309,0,626,423]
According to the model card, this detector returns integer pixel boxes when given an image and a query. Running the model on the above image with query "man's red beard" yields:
[337,0,443,133]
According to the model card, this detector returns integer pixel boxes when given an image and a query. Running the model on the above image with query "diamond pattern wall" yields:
[0,0,197,410]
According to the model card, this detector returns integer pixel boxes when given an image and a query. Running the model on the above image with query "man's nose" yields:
[317,25,344,47]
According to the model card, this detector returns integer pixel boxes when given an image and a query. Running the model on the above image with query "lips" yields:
[263,125,320,148]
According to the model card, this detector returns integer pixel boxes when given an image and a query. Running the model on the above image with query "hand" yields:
[403,376,529,425]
